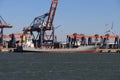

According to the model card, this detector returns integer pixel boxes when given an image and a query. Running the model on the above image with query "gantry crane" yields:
[23,0,58,48]
[0,16,12,47]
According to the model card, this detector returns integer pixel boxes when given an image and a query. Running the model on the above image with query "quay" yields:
[0,48,14,53]
[0,47,120,53]
[97,48,120,53]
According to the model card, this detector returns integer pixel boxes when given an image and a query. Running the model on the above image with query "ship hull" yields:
[22,46,98,53]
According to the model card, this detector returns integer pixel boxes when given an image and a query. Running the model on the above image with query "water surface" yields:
[0,52,120,80]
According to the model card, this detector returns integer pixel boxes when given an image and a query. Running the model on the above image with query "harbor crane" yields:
[23,0,58,48]
[0,16,12,48]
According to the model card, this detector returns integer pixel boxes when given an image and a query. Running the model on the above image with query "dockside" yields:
[0,48,14,53]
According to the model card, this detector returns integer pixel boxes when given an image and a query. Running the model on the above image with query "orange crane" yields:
[67,33,119,46]
[46,0,58,30]
[23,0,58,48]
[0,16,12,48]
[67,34,119,39]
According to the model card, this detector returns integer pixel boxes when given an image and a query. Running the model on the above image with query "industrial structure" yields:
[23,0,58,48]
[67,33,120,49]
[0,16,12,48]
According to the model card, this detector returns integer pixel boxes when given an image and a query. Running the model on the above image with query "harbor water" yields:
[0,52,120,80]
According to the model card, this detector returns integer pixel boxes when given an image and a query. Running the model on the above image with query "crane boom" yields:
[46,0,58,30]
[23,0,59,48]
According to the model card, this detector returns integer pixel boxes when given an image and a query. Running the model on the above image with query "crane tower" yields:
[23,0,58,48]
[0,16,12,47]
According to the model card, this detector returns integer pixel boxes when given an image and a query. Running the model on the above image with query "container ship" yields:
[20,33,98,53]
[16,0,98,53]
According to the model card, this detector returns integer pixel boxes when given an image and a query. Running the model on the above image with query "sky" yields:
[0,0,120,41]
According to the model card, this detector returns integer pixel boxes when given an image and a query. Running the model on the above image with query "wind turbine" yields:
[104,22,115,35]
[54,25,61,29]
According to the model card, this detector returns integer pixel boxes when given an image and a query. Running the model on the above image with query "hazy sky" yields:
[0,0,120,41]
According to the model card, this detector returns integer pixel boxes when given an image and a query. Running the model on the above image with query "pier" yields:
[0,48,14,53]
[97,49,120,53]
